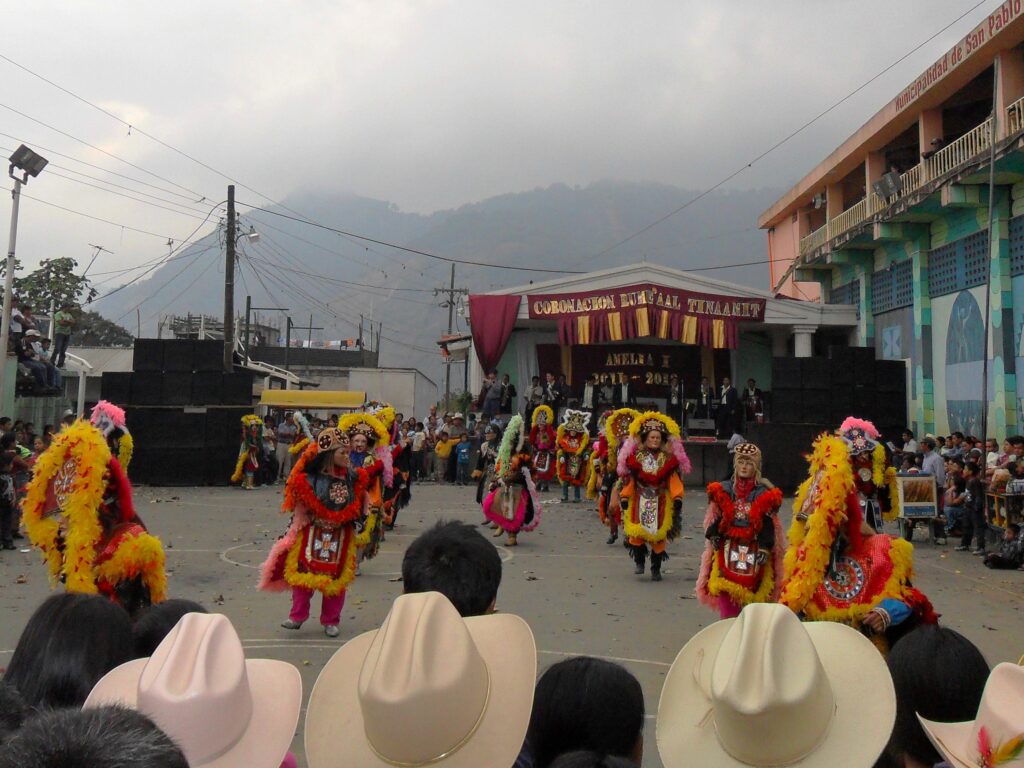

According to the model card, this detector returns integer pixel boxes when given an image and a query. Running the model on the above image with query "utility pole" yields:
[358,314,364,350]
[223,184,236,372]
[435,264,468,408]
[0,176,23,411]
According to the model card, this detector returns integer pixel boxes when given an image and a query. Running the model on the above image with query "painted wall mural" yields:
[942,290,985,437]
[1012,274,1024,431]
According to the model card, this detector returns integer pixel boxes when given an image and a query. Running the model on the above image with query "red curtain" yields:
[468,295,522,373]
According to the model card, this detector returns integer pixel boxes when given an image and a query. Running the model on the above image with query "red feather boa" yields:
[290,465,368,526]
[707,482,782,541]
[625,452,680,486]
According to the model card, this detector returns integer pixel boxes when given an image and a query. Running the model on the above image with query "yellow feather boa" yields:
[354,510,379,548]
[230,446,247,484]
[94,530,167,603]
[289,437,310,455]
[531,405,555,428]
[586,457,601,500]
[708,555,776,607]
[781,433,855,613]
[117,432,134,470]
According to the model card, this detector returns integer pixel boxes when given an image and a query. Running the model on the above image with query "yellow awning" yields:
[258,390,366,410]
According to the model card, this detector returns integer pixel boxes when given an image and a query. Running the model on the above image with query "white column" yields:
[792,325,817,358]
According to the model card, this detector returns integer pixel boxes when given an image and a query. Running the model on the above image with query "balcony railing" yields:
[798,118,995,258]
[1008,94,1024,135]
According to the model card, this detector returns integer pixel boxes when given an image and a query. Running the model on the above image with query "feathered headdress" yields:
[618,410,691,477]
[497,414,526,475]
[838,416,880,456]
[531,405,554,428]
[90,400,126,438]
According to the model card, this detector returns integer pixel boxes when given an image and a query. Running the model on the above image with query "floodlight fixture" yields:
[8,144,48,182]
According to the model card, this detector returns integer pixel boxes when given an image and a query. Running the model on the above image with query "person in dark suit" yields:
[717,376,740,439]
[666,373,684,425]
[612,372,637,408]
[580,373,601,432]
[694,376,715,419]
[741,378,764,423]
[542,372,565,415]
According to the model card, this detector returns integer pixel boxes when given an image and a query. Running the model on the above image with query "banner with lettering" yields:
[526,283,766,349]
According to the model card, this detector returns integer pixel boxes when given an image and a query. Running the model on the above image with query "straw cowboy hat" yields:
[657,603,895,768]
[304,591,536,768]
[84,613,301,768]
[919,663,1024,768]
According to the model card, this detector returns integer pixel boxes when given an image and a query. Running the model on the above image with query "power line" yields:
[585,0,990,261]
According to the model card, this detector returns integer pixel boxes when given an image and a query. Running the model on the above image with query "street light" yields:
[0,145,48,411]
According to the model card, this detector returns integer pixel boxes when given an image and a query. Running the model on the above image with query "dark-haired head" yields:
[0,683,27,746]
[0,705,188,768]
[884,625,989,767]
[131,599,208,659]
[402,520,501,616]
[548,751,637,768]
[527,656,644,768]
[3,593,132,709]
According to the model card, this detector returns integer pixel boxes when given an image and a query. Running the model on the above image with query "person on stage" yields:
[694,376,715,420]
[716,376,740,439]
[231,414,264,489]
[556,409,592,504]
[529,404,557,492]
[589,407,640,545]
[666,373,685,427]
[580,373,601,429]
[779,417,937,652]
[483,414,541,546]
[741,378,763,424]
[696,442,783,618]
[259,427,368,637]
[612,411,690,581]
[612,372,637,408]
[22,418,166,614]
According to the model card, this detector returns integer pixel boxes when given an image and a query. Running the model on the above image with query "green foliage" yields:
[0,257,98,310]
[73,311,135,347]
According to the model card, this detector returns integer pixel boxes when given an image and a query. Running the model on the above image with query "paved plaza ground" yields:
[1,480,1023,767]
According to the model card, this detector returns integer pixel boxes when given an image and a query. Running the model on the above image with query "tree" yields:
[0,257,98,315]
[73,311,134,347]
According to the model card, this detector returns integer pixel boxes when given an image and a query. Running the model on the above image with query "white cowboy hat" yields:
[656,603,895,768]
[84,613,301,768]
[452,412,465,420]
[919,663,1024,768]
[304,591,536,768]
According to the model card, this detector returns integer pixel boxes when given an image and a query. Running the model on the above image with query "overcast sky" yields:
[0,0,999,281]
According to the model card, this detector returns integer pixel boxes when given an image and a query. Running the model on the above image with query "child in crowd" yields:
[402,519,502,616]
[983,522,1023,570]
[455,433,472,485]
[955,462,987,555]
[943,475,967,537]
[433,430,455,483]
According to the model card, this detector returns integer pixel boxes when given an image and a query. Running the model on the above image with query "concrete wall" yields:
[347,369,438,421]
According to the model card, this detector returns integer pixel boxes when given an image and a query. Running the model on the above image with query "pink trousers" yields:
[717,595,742,619]
[289,587,345,626]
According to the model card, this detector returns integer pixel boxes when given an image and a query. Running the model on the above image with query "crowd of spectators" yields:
[5,297,78,396]
[1,519,1019,768]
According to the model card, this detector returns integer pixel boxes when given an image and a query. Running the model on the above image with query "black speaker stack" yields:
[100,340,254,486]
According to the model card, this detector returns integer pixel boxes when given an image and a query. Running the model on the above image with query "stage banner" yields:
[468,294,522,373]
[526,283,765,349]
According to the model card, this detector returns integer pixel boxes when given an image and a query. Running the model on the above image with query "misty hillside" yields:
[92,181,782,384]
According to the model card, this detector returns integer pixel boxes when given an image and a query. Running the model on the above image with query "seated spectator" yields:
[304,592,536,768]
[86,612,301,768]
[524,657,644,768]
[882,625,990,767]
[3,593,132,709]
[1006,460,1024,494]
[919,663,1023,768]
[983,522,1023,570]
[656,603,894,768]
[0,683,27,747]
[0,705,188,768]
[548,753,637,768]
[402,520,502,616]
[15,330,52,392]
[131,598,208,658]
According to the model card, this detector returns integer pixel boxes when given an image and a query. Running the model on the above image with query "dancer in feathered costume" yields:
[483,414,541,547]
[696,442,784,618]
[529,404,557,491]
[557,409,592,504]
[612,411,689,581]
[338,411,391,562]
[589,408,639,545]
[369,404,411,530]
[22,419,166,614]
[90,400,134,470]
[259,427,368,638]
[779,417,937,652]
[231,414,264,489]
[288,410,314,456]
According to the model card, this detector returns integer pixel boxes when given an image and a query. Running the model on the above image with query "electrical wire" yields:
[584,0,991,261]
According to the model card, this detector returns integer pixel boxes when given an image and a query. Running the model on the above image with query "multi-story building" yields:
[761,2,1024,437]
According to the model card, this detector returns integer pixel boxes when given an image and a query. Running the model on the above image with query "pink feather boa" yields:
[375,446,394,488]
[839,416,879,438]
[482,467,542,533]
[616,436,691,477]
[258,505,311,592]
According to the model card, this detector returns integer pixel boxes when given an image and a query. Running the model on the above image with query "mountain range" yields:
[93,181,783,385]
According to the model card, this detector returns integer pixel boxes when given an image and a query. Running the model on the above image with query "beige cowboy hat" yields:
[919,663,1024,768]
[84,612,302,768]
[657,603,895,768]
[304,591,536,768]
